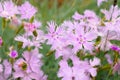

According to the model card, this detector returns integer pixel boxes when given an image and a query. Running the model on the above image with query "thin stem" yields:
[104,30,109,51]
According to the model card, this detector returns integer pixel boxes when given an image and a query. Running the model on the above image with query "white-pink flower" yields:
[97,0,108,7]
[18,1,37,19]
[70,27,97,53]
[58,56,99,80]
[13,49,47,80]
[0,1,19,18]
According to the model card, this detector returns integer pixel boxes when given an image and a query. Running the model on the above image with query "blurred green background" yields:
[0,0,120,80]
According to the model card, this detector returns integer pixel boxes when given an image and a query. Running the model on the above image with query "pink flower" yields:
[0,60,12,80]
[15,35,33,48]
[24,22,36,32]
[53,41,73,59]
[70,27,97,53]
[24,20,41,32]
[13,49,46,80]
[46,21,64,46]
[0,37,3,47]
[72,11,99,33]
[18,1,37,19]
[105,54,113,64]
[8,46,18,58]
[58,56,99,80]
[0,1,19,18]
[89,57,101,66]
[9,50,18,58]
[97,0,108,7]
[101,5,120,20]
[72,12,83,20]
[113,60,120,74]
[15,29,45,48]
[97,24,120,51]
[0,64,3,73]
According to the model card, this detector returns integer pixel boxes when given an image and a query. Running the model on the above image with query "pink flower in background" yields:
[18,1,37,19]
[10,15,21,27]
[0,1,19,18]
[24,20,41,32]
[72,11,99,32]
[105,54,113,64]
[13,49,47,80]
[97,0,108,6]
[0,37,3,47]
[113,60,120,74]
[72,10,99,23]
[24,22,36,32]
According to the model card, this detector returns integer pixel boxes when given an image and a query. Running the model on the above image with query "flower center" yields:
[24,23,36,32]
[77,35,86,44]
[18,62,27,71]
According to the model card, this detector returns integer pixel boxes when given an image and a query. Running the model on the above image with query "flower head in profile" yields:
[18,1,37,19]
[0,1,19,18]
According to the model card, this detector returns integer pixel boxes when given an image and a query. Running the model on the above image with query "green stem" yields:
[2,18,6,36]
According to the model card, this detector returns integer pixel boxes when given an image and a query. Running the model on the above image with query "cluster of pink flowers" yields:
[0,1,47,80]
[0,0,120,80]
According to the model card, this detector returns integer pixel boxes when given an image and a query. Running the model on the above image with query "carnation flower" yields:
[70,27,97,53]
[46,21,65,47]
[0,1,19,18]
[18,1,37,19]
[58,56,100,80]
[13,49,47,80]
